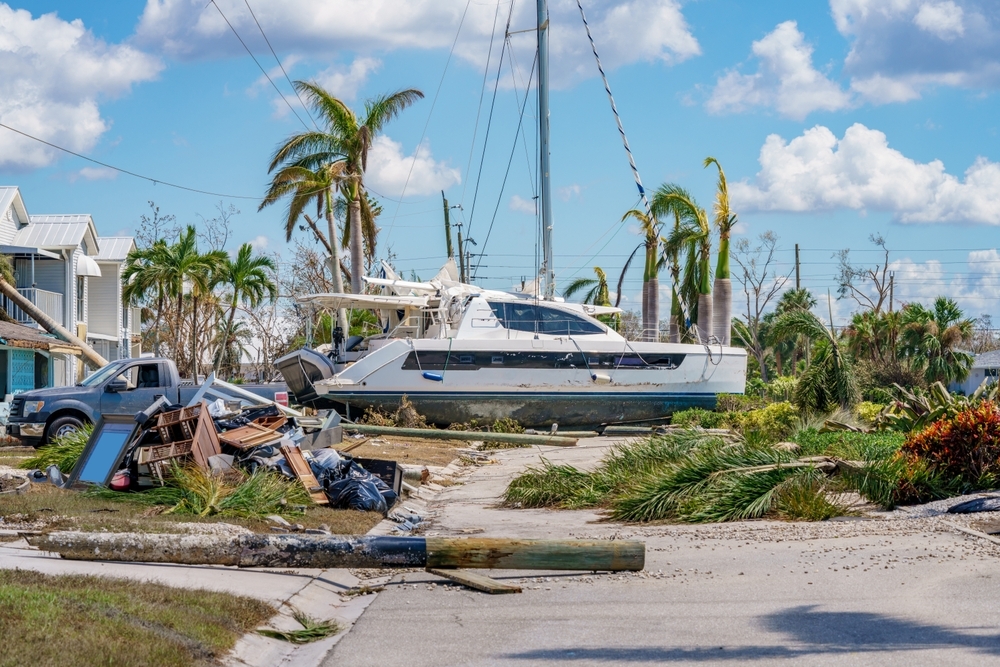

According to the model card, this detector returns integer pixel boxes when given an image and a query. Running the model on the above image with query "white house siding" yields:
[89,263,119,337]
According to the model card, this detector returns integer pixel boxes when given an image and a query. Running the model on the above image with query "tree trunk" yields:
[640,280,650,342]
[697,293,713,344]
[668,315,679,344]
[713,278,732,345]
[175,294,184,370]
[0,279,107,369]
[326,190,350,336]
[349,194,363,294]
[670,288,681,343]
[191,294,199,381]
[648,276,660,342]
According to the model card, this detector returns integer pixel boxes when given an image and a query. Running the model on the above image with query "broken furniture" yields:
[280,442,329,505]
[135,402,221,482]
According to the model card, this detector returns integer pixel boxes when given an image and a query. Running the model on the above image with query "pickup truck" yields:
[7,357,289,447]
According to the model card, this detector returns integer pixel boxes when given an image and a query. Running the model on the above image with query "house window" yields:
[76,276,85,322]
[986,368,999,378]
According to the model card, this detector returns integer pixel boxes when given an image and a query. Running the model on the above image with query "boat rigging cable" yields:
[460,1,503,208]
[465,0,517,243]
[384,0,474,242]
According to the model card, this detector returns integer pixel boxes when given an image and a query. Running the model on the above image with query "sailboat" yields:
[277,0,747,428]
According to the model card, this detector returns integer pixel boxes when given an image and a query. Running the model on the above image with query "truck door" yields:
[100,362,168,416]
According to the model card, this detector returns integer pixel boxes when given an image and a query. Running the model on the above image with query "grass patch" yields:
[0,569,274,667]
[774,477,856,521]
[0,484,382,535]
[792,429,905,460]
[258,612,340,644]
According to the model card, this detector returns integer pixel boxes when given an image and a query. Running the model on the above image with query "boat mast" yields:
[537,0,555,299]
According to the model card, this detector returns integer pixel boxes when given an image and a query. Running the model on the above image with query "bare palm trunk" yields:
[191,294,199,381]
[175,294,184,370]
[713,278,732,345]
[697,293,713,344]
[326,189,350,336]
[640,280,649,341]
[0,279,107,368]
[648,276,660,342]
[349,195,363,294]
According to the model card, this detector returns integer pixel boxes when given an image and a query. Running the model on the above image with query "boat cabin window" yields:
[488,301,605,335]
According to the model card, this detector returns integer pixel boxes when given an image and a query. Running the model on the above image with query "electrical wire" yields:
[242,0,317,128]
[209,0,311,131]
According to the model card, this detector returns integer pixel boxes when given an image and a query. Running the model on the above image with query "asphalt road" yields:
[324,440,1000,667]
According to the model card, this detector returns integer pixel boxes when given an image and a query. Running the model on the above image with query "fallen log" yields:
[342,424,578,447]
[26,532,644,572]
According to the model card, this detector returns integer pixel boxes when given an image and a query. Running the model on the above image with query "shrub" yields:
[730,402,799,443]
[766,376,798,403]
[854,401,885,425]
[716,394,766,413]
[774,477,853,521]
[902,400,1000,485]
[671,408,728,429]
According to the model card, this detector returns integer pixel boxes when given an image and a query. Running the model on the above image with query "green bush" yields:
[854,401,885,425]
[792,429,905,459]
[671,408,728,429]
[730,402,799,442]
[716,394,766,412]
[766,376,798,403]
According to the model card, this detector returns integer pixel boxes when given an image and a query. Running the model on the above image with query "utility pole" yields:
[889,272,894,312]
[457,230,466,282]
[794,243,800,290]
[441,191,454,260]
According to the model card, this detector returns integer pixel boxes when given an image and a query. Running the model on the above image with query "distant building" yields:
[0,187,137,389]
[950,349,1000,396]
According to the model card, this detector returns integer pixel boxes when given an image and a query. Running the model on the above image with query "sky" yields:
[3,0,1000,327]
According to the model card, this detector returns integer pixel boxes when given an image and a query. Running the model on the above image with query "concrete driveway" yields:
[325,439,1000,667]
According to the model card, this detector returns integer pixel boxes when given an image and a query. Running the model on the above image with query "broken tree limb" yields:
[0,279,107,369]
[26,532,644,571]
[342,424,578,447]
[427,568,522,594]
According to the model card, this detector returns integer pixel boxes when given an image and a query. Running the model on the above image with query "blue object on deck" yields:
[423,372,444,382]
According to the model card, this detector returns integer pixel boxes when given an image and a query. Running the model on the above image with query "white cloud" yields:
[707,21,851,120]
[249,235,269,251]
[557,184,582,201]
[886,251,1000,317]
[0,4,162,170]
[315,57,381,101]
[365,136,460,198]
[731,123,1000,224]
[135,0,699,87]
[509,194,536,215]
[914,1,964,39]
[831,0,1000,103]
[70,166,118,182]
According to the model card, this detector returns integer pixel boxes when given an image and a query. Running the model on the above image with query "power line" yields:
[0,121,260,200]
[242,0,317,128]
[209,0,311,131]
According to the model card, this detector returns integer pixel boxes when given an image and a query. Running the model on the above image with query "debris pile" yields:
[38,377,401,515]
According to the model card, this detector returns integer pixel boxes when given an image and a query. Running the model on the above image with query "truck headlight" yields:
[23,400,44,415]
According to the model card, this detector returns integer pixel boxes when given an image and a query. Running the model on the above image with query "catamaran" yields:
[278,0,747,428]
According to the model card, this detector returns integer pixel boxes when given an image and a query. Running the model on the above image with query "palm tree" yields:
[213,318,253,380]
[213,243,277,371]
[260,163,350,335]
[620,209,661,341]
[772,309,859,411]
[900,297,974,385]
[564,266,612,306]
[123,239,171,356]
[704,157,737,345]
[655,185,712,344]
[268,82,423,293]
[775,288,818,373]
[335,192,383,269]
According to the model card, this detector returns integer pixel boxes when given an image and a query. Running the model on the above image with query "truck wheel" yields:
[47,415,86,442]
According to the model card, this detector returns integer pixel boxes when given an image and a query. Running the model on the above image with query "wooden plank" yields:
[425,537,645,572]
[219,423,283,449]
[190,404,222,469]
[281,443,329,505]
[427,568,522,594]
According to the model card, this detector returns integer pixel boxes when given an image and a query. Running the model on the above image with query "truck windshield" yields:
[78,361,130,387]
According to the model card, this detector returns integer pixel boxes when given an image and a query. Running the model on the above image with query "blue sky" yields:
[3,0,1000,326]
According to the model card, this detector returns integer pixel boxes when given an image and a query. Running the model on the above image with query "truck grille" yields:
[9,397,23,418]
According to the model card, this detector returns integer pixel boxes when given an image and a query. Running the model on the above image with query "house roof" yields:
[973,350,1000,368]
[16,218,99,254]
[96,236,136,261]
[0,320,81,353]
[0,187,29,225]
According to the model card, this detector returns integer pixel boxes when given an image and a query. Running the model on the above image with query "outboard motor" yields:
[274,349,339,406]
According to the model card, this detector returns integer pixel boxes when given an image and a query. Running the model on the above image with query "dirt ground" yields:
[341,434,470,467]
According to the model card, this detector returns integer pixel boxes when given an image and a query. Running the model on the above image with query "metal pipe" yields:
[537,0,555,299]
[343,423,578,446]
[27,532,645,572]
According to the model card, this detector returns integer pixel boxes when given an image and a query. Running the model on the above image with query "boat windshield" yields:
[488,301,605,335]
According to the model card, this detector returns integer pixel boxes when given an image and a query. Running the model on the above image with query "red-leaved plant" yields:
[902,400,1000,484]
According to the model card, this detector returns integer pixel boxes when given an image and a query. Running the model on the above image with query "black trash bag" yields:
[214,404,284,431]
[947,496,1000,514]
[325,476,388,514]
[314,457,397,514]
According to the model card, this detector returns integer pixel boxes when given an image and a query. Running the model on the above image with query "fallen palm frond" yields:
[19,425,93,473]
[258,612,341,644]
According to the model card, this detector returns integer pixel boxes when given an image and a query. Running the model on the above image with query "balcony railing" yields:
[3,288,64,328]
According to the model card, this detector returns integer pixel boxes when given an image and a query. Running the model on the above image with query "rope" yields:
[575,0,650,218]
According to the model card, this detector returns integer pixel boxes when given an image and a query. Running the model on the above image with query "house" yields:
[0,187,137,388]
[0,320,81,399]
[950,349,1000,396]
